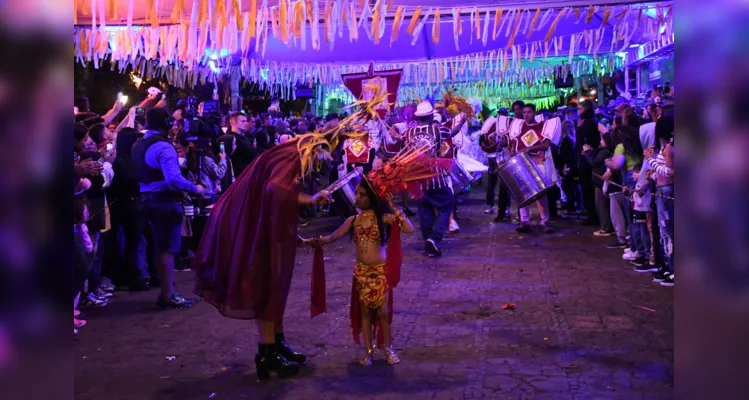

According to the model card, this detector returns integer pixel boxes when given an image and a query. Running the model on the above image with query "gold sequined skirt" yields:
[354,263,388,309]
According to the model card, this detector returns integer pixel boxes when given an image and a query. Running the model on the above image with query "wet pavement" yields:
[74,191,674,400]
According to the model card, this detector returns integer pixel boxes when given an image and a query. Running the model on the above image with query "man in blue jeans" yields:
[132,107,205,309]
[404,102,465,257]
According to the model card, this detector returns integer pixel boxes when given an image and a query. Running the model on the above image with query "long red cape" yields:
[193,140,308,328]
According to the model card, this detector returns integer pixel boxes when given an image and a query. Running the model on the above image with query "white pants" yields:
[519,195,550,224]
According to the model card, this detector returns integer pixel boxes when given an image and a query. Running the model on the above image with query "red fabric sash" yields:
[310,246,326,318]
[385,221,402,288]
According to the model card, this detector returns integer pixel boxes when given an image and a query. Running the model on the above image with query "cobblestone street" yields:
[74,192,674,400]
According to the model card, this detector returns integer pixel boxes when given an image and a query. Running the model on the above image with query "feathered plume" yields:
[437,90,476,119]
[366,144,453,200]
[296,80,391,177]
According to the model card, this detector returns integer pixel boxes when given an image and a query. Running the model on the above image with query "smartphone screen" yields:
[219,143,225,153]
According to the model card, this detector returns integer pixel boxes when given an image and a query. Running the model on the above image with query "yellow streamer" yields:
[74,0,79,24]
[350,2,359,40]
[407,6,422,36]
[545,8,567,42]
[233,0,242,30]
[249,0,257,38]
[432,8,440,44]
[108,0,118,21]
[600,6,611,28]
[358,0,364,9]
[293,2,304,38]
[271,7,279,38]
[280,0,289,43]
[574,7,580,21]
[213,0,224,31]
[526,8,540,39]
[391,6,403,43]
[505,9,521,50]
[492,8,501,40]
[475,7,480,39]
[198,0,208,31]
[585,5,595,24]
[372,1,381,44]
[170,0,184,24]
[457,8,461,35]
[387,0,394,12]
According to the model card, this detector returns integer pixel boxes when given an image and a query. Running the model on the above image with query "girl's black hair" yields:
[614,125,643,158]
[355,178,388,244]
[655,115,674,150]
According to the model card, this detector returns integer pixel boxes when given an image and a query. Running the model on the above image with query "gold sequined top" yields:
[352,210,381,245]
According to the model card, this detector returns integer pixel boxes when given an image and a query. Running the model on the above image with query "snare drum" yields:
[450,162,474,194]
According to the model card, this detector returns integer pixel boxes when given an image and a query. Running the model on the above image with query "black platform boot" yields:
[275,332,308,365]
[254,343,300,380]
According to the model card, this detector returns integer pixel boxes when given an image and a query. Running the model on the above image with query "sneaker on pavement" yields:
[99,282,115,292]
[449,219,460,233]
[157,293,195,309]
[630,258,650,267]
[425,239,441,257]
[593,230,614,237]
[484,207,495,214]
[633,263,659,273]
[622,251,641,261]
[540,223,554,234]
[81,292,107,308]
[660,274,674,287]
[607,240,627,249]
[493,215,508,223]
[652,268,670,282]
[516,223,532,233]
[93,288,113,298]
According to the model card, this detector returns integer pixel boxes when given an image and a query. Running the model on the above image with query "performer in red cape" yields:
[193,130,337,380]
[195,82,391,380]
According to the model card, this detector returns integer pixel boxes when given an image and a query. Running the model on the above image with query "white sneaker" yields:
[622,251,641,261]
[449,219,460,232]
[484,207,495,214]
[623,248,634,256]
[593,230,614,237]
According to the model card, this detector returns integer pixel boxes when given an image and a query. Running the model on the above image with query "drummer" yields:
[403,101,466,257]
[507,104,561,234]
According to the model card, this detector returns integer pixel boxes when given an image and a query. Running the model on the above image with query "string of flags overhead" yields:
[73,0,672,98]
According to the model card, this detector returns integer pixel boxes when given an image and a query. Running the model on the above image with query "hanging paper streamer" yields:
[432,8,440,44]
[391,5,403,46]
[410,8,432,46]
[492,8,502,40]
[527,8,540,39]
[407,6,422,36]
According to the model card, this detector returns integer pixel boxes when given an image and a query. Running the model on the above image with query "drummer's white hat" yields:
[414,101,436,117]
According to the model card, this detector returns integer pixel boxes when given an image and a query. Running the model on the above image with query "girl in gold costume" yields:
[304,180,414,366]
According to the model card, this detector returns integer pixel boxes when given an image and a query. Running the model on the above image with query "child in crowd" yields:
[629,162,655,272]
[73,194,93,334]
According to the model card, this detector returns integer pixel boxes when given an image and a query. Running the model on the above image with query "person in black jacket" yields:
[251,113,275,151]
[581,131,615,236]
[575,100,601,226]
[558,120,580,213]
[107,128,150,291]
[227,112,258,177]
